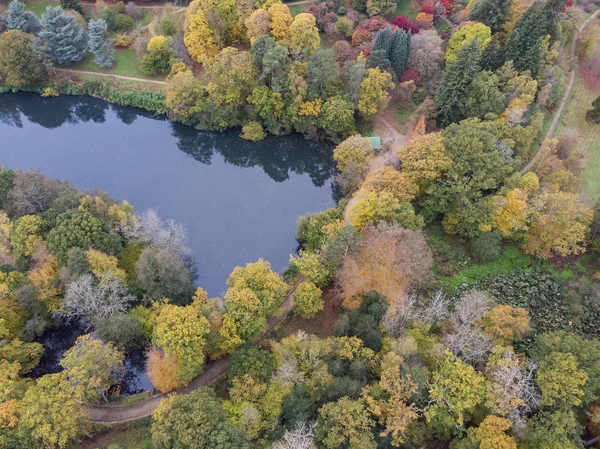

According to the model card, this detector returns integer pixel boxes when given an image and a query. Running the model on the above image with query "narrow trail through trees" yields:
[85,280,301,424]
[520,9,600,174]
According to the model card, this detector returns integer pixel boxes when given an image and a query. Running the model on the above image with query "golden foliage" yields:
[146,346,184,393]
[268,3,292,43]
[479,305,529,344]
[398,132,452,192]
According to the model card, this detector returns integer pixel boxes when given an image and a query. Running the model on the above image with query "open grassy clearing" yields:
[25,0,58,16]
[393,0,419,18]
[70,48,162,80]
[554,71,600,202]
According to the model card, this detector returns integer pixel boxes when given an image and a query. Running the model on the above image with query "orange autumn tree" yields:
[336,224,433,309]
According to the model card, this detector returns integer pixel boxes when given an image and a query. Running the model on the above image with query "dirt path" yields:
[53,68,167,86]
[85,281,301,424]
[520,9,600,174]
[343,116,409,223]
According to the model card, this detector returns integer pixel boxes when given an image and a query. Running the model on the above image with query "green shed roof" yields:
[366,136,381,150]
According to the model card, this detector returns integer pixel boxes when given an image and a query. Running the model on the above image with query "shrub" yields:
[335,16,354,39]
[241,121,266,141]
[125,2,142,21]
[114,34,134,48]
[469,231,502,262]
[351,29,371,47]
[159,15,177,36]
[141,36,173,76]
[115,1,126,14]
[41,87,59,97]
[293,281,324,318]
[111,13,134,32]
[392,15,420,34]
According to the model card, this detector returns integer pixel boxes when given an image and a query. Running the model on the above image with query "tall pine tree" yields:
[6,0,40,34]
[480,34,504,71]
[372,25,393,57]
[39,6,87,66]
[390,28,411,77]
[468,0,509,34]
[88,19,114,68]
[436,39,482,127]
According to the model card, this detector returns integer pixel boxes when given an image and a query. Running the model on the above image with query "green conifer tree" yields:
[390,28,411,77]
[88,19,114,68]
[39,6,87,66]
[468,0,509,34]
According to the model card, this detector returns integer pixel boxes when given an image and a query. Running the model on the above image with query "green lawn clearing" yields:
[392,0,419,19]
[554,72,600,202]
[71,49,160,80]
[25,0,58,16]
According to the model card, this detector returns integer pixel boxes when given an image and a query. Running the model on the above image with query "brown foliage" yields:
[146,347,184,393]
[336,224,432,309]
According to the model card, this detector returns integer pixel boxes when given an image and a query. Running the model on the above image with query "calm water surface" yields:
[0,93,336,296]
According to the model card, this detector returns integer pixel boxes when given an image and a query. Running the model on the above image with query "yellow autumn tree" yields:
[358,67,395,120]
[289,13,320,55]
[446,21,492,64]
[362,167,419,203]
[0,211,12,256]
[85,249,126,282]
[491,188,529,238]
[398,132,453,192]
[468,416,517,449]
[268,3,292,43]
[146,347,184,393]
[522,190,593,258]
[28,250,61,312]
[184,2,219,62]
[245,8,271,44]
[479,305,529,344]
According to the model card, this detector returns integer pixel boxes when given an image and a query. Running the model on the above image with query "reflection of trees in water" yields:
[171,122,336,187]
[0,93,336,187]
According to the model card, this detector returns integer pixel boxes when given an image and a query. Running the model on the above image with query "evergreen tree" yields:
[390,28,411,77]
[468,0,509,34]
[87,19,114,68]
[505,0,566,76]
[60,0,82,14]
[436,40,482,127]
[6,0,40,34]
[372,25,393,57]
[587,96,600,124]
[39,6,87,66]
[367,49,391,72]
[480,34,504,71]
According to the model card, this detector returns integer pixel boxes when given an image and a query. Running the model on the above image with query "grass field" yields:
[393,0,419,18]
[25,0,57,16]
[554,72,600,202]
[289,3,305,16]
[71,49,159,80]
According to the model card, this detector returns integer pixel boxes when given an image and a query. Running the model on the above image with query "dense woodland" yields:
[2,0,600,448]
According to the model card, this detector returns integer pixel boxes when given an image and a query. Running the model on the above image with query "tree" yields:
[446,22,492,64]
[85,249,126,282]
[335,17,354,39]
[357,67,395,119]
[87,19,114,68]
[223,259,287,343]
[146,347,184,393]
[469,0,509,33]
[229,347,276,383]
[6,0,40,34]
[398,132,452,192]
[333,135,374,173]
[20,372,85,449]
[350,191,423,231]
[268,3,292,43]
[362,167,418,202]
[336,224,433,309]
[461,70,505,119]
[424,352,485,436]
[436,39,482,127]
[390,28,410,77]
[306,48,340,100]
[273,422,317,449]
[46,212,120,264]
[479,305,529,344]
[316,397,376,449]
[0,30,46,87]
[423,119,515,237]
[142,36,173,76]
[467,416,517,449]
[520,410,583,449]
[183,3,218,62]
[536,352,588,408]
[261,44,292,92]
[366,0,396,17]
[39,6,87,66]
[409,29,444,82]
[60,334,124,401]
[521,190,593,258]
[587,96,600,124]
[136,247,195,305]
[485,347,539,430]
[60,0,82,14]
[152,300,211,385]
[364,352,418,446]
[56,274,135,327]
[165,71,207,126]
[317,96,356,138]
[290,13,320,55]
[245,8,270,45]
[124,208,190,256]
[152,388,250,449]
[293,281,324,318]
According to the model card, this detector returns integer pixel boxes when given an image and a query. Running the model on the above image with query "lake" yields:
[0,92,337,297]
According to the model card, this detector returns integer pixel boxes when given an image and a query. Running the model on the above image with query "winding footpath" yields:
[85,281,300,424]
[520,9,600,174]
[53,68,167,85]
